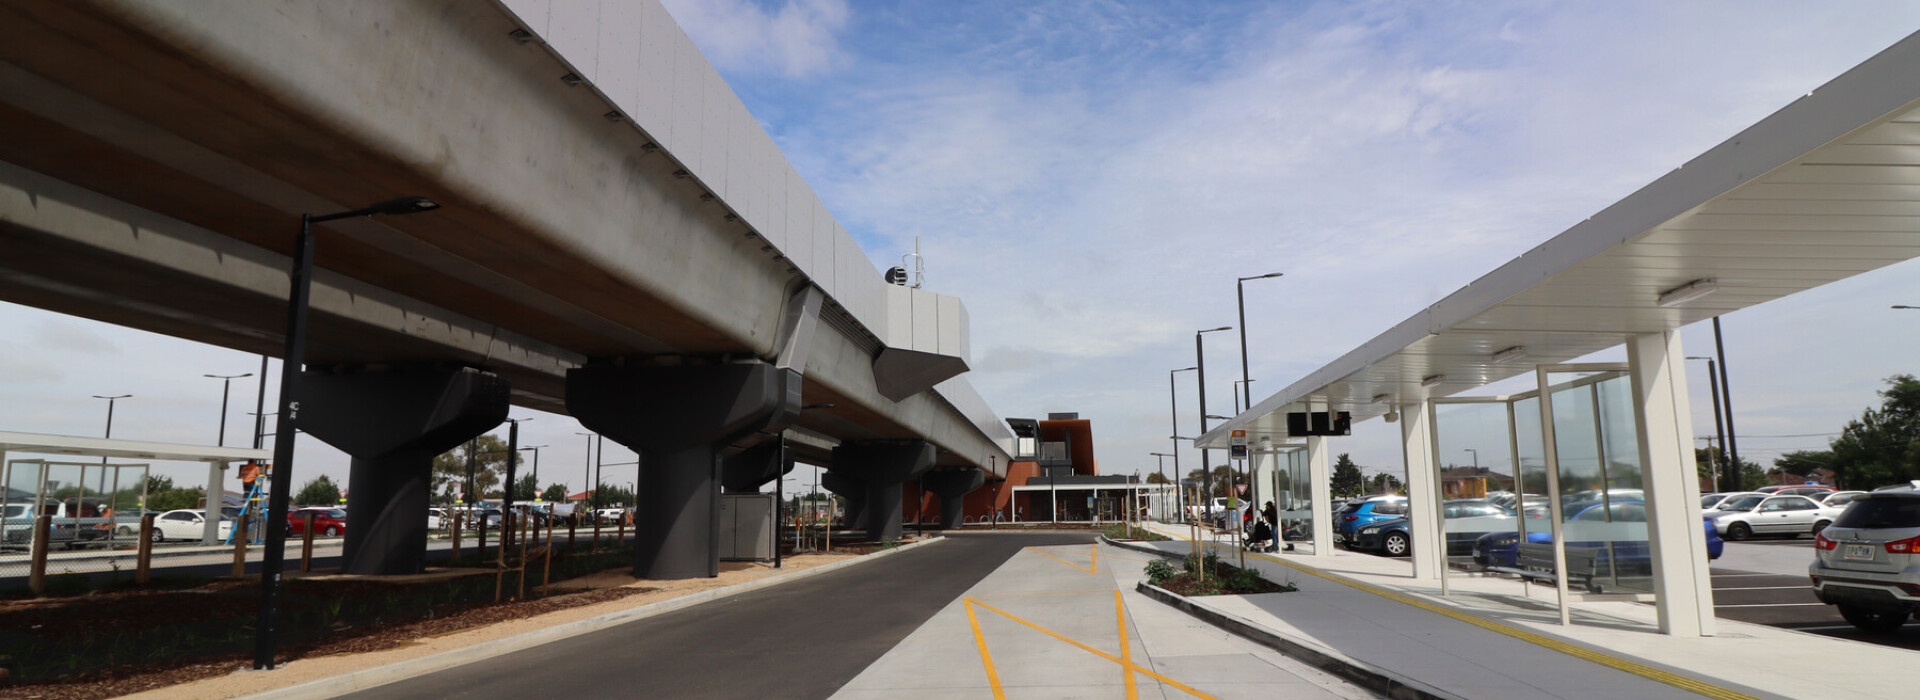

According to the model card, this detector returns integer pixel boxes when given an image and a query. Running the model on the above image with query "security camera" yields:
[1383,410,1400,423]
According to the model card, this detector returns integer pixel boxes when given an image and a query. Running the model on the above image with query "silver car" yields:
[1810,492,1920,633]
[1706,493,1836,541]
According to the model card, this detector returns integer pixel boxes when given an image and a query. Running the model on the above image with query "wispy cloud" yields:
[660,0,850,78]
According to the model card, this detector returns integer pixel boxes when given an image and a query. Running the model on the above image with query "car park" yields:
[1810,491,1920,633]
[1757,485,1835,497]
[1334,496,1409,546]
[1350,499,1517,557]
[1472,501,1723,570]
[1706,493,1836,540]
[150,509,235,542]
[1820,491,1867,509]
[287,507,347,537]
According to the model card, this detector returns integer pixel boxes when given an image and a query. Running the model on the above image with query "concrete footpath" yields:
[831,539,1379,699]
[1118,521,1915,700]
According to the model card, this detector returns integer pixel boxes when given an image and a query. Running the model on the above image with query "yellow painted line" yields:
[964,598,1008,700]
[1191,540,1759,700]
[969,598,1218,699]
[1026,545,1099,574]
[1116,589,1138,700]
[980,589,1121,599]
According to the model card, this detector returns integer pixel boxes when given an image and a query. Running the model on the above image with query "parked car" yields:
[151,509,235,542]
[595,507,628,524]
[1810,491,1920,632]
[1757,485,1835,497]
[287,507,347,537]
[1333,496,1409,546]
[1350,499,1517,557]
[426,507,446,529]
[1706,493,1836,540]
[2,499,114,548]
[1472,501,1723,570]
[1872,480,1920,492]
[1700,492,1745,514]
[1820,491,1868,509]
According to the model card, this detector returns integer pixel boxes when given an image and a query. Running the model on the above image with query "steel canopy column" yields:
[567,362,799,580]
[922,469,985,529]
[1628,331,1715,637]
[1402,400,1444,582]
[1307,435,1333,553]
[297,367,510,575]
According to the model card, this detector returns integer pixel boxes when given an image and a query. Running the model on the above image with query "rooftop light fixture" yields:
[1420,374,1445,388]
[1657,278,1719,307]
[1491,346,1528,364]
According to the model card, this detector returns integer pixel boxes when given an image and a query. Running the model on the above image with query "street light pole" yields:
[91,394,130,468]
[576,432,594,509]
[1687,356,1729,490]
[1237,272,1282,412]
[1711,317,1742,493]
[204,373,253,448]
[253,196,440,671]
[521,445,547,497]
[1170,366,1196,519]
[1196,326,1232,522]
[252,356,270,449]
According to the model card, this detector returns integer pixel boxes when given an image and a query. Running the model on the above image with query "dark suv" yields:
[1810,492,1920,633]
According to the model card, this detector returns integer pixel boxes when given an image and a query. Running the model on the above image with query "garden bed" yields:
[1143,552,1294,596]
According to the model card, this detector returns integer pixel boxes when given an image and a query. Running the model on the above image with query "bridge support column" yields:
[922,469,984,529]
[821,472,868,531]
[834,441,937,542]
[298,367,509,575]
[721,441,790,494]
[568,362,798,579]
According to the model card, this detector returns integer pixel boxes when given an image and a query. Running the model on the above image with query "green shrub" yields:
[1143,558,1178,585]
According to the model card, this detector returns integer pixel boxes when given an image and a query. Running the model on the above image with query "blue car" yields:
[1333,496,1409,546]
[1472,501,1723,571]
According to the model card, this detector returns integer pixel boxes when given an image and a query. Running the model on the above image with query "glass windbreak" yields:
[1512,396,1548,539]
[1283,449,1312,552]
[1433,401,1520,569]
[1545,371,1652,595]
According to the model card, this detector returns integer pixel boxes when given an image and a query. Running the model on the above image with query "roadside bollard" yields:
[136,513,156,584]
[28,514,52,595]
[592,514,601,550]
[300,511,317,572]
[231,514,250,578]
[568,515,577,548]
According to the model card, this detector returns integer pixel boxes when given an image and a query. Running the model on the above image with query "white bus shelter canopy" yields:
[1202,30,1920,447]
[0,431,269,463]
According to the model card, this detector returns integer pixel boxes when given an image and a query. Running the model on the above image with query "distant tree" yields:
[591,483,635,509]
[1184,465,1243,498]
[147,487,203,512]
[1366,472,1403,494]
[432,435,514,505]
[294,475,341,506]
[145,475,175,494]
[540,483,568,502]
[511,473,539,501]
[1697,448,1769,491]
[1825,375,1920,489]
[1145,472,1171,485]
[1332,454,1365,498]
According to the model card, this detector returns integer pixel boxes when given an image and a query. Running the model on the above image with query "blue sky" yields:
[2,1,1918,496]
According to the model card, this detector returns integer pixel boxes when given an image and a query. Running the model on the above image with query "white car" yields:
[151,509,235,542]
[1819,491,1867,509]
[1702,492,1761,517]
[426,508,446,529]
[1706,494,1837,540]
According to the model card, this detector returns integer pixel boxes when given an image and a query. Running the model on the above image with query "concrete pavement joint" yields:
[238,537,947,700]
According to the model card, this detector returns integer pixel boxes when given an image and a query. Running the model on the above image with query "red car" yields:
[288,507,347,537]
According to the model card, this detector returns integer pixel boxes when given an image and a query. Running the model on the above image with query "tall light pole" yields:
[92,394,130,469]
[1464,448,1478,471]
[1196,326,1232,521]
[576,432,595,508]
[1687,356,1729,490]
[521,445,547,497]
[204,373,253,448]
[1237,272,1282,411]
[254,196,440,671]
[1169,366,1196,518]
[252,357,270,449]
[1710,317,1741,494]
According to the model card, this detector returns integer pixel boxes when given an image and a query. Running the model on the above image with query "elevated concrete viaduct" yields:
[0,0,999,575]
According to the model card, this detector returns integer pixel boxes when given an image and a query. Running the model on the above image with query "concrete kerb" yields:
[238,536,947,700]
[1100,535,1457,700]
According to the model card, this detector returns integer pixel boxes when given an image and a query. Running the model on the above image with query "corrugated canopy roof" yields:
[1200,31,1920,449]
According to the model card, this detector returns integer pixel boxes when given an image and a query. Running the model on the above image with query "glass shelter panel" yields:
[1432,401,1521,570]
[1545,370,1654,596]
[1512,396,1548,540]
[1283,449,1312,553]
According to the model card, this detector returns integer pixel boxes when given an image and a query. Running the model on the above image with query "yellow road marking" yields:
[1183,540,1759,700]
[968,597,1218,699]
[1026,545,1100,574]
[964,597,1008,700]
[1116,589,1138,700]
[980,589,1121,598]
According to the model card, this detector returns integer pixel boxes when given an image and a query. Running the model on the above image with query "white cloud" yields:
[660,0,849,78]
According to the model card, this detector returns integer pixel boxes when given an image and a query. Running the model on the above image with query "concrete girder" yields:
[296,366,510,575]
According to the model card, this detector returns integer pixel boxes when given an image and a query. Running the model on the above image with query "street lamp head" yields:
[1238,272,1283,282]
[1894,305,1917,309]
[1199,326,1232,334]
[205,373,254,379]
[1684,356,1713,361]
[92,394,132,400]
[801,403,837,410]
[1205,414,1230,420]
[310,196,441,223]
[1173,366,1197,373]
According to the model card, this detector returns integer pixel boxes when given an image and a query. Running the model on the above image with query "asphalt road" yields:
[343,531,1099,700]
[1711,538,1920,651]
